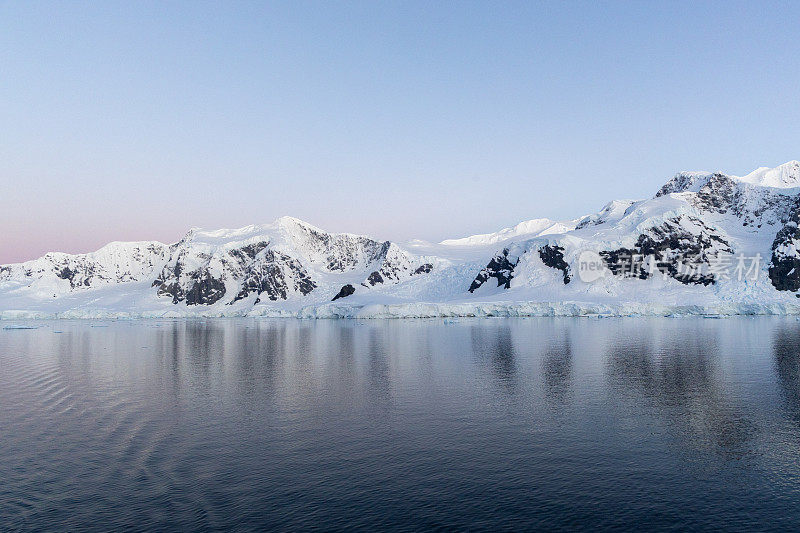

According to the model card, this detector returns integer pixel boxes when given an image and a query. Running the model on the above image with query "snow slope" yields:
[440,218,573,246]
[738,160,800,188]
[6,162,800,318]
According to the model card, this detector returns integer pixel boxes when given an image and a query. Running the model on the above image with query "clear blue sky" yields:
[3,1,800,263]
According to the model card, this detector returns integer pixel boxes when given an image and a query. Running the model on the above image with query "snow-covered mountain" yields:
[6,161,800,318]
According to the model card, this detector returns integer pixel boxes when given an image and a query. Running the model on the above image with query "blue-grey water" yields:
[1,318,800,531]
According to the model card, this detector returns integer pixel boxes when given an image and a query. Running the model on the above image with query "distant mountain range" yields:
[5,161,800,318]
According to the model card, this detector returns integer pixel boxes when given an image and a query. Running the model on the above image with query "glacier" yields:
[5,161,800,319]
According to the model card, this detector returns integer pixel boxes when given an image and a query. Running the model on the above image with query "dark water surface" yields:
[2,318,800,531]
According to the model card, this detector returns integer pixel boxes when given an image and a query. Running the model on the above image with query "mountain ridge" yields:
[6,161,800,318]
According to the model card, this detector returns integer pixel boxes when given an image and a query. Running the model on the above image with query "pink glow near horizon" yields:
[4,2,800,264]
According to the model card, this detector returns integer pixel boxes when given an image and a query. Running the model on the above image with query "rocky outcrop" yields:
[154,238,318,305]
[657,171,795,227]
[769,201,800,292]
[538,245,571,284]
[363,242,423,287]
[183,272,227,306]
[694,174,794,227]
[278,218,389,272]
[599,217,731,285]
[414,263,433,275]
[153,259,227,306]
[233,250,316,303]
[0,242,168,293]
[469,249,518,292]
[332,284,356,301]
[146,220,437,306]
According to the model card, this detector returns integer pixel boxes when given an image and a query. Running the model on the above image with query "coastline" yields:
[4,300,800,320]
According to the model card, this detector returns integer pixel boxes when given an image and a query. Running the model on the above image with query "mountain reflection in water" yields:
[1,317,799,531]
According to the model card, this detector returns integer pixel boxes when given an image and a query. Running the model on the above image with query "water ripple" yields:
[0,318,799,530]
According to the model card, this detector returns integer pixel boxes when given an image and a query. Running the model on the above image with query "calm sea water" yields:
[1,318,799,531]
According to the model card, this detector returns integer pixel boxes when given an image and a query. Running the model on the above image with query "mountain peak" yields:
[736,160,800,189]
[657,160,800,197]
[440,218,570,247]
[274,215,323,232]
[9,157,800,318]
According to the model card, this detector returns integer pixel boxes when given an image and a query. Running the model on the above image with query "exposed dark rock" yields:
[769,200,800,291]
[656,172,795,227]
[414,263,433,275]
[185,273,226,306]
[155,281,180,302]
[332,284,356,301]
[285,221,388,272]
[366,271,384,286]
[54,265,95,288]
[154,261,183,300]
[0,242,167,293]
[155,241,316,306]
[538,245,571,284]
[656,173,706,197]
[232,250,316,303]
[469,248,518,292]
[600,247,648,279]
[769,252,800,291]
[599,217,730,286]
[154,247,228,305]
[694,173,740,213]
[57,267,74,282]
[228,241,270,264]
[157,270,227,305]
[361,243,417,287]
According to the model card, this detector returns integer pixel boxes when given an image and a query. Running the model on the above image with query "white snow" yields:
[737,160,800,189]
[5,161,800,319]
[440,218,574,246]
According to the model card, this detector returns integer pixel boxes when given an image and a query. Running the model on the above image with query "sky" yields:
[2,1,800,263]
